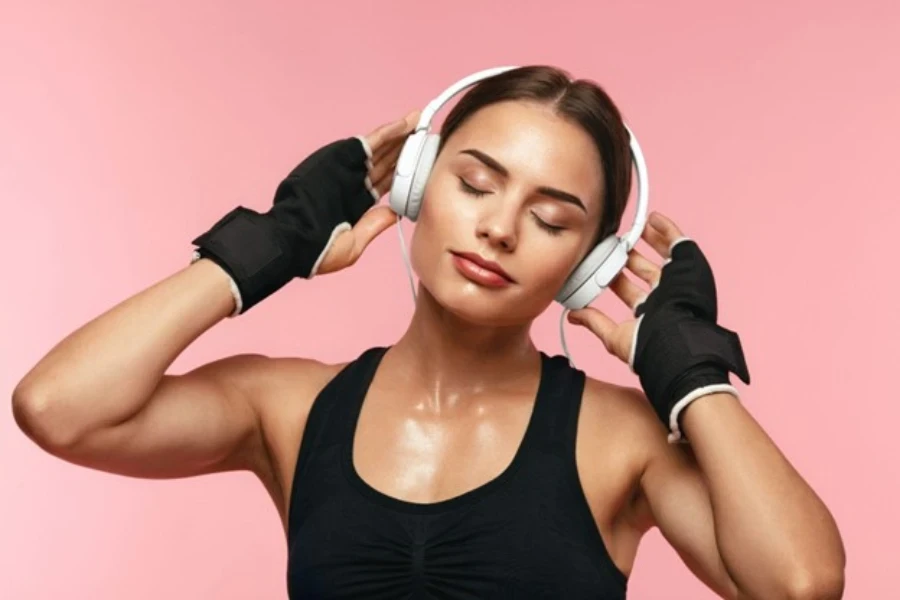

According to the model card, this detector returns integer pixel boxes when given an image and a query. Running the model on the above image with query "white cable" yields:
[396,215,418,303]
[559,307,576,368]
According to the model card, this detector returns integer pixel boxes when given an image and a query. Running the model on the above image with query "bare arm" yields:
[635,390,846,599]
[570,210,846,599]
[11,258,267,477]
[11,113,415,479]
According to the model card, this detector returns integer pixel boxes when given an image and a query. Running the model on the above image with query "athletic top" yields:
[286,346,628,599]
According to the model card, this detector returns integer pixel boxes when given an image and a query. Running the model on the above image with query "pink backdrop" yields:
[2,1,897,597]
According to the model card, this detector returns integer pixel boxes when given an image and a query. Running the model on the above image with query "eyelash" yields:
[458,177,487,198]
[457,177,565,236]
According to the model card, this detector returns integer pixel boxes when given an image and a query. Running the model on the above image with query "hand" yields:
[316,110,420,274]
[191,110,421,315]
[567,211,750,441]
[566,210,682,364]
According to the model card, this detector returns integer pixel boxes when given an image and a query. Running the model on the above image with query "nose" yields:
[475,198,518,252]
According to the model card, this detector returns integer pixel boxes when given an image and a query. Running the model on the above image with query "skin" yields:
[13,103,845,599]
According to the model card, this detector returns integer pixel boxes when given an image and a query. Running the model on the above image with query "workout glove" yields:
[630,238,751,443]
[190,137,379,316]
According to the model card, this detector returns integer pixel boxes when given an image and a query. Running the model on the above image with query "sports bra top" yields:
[286,346,628,599]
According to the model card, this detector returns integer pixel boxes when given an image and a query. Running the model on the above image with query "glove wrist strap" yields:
[635,318,751,442]
[190,206,295,315]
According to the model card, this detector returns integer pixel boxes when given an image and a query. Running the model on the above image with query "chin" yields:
[432,288,523,326]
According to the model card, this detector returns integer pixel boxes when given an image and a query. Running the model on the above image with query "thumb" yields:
[568,307,617,349]
[318,206,399,274]
[351,205,399,252]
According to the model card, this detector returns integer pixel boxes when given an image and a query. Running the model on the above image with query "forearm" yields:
[681,393,846,598]
[13,258,236,445]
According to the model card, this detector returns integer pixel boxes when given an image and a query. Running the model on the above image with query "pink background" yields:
[2,0,898,597]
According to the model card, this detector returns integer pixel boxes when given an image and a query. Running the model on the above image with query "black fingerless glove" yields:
[631,238,751,442]
[190,137,378,316]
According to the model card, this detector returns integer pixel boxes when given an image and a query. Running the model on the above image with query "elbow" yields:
[783,565,846,600]
[12,385,82,450]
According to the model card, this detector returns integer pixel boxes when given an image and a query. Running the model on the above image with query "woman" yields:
[12,66,844,598]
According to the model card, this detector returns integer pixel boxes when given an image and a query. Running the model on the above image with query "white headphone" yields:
[388,66,649,310]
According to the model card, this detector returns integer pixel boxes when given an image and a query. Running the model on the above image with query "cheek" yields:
[420,174,477,228]
[409,177,464,273]
[524,241,584,294]
[412,175,476,244]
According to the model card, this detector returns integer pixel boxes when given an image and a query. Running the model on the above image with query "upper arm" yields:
[52,354,272,479]
[622,387,742,600]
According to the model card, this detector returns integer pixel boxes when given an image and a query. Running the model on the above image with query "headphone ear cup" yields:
[556,236,623,309]
[405,134,440,221]
[389,132,422,219]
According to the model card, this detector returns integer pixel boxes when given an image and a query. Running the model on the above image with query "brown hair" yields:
[438,65,632,245]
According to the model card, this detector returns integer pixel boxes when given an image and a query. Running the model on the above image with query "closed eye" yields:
[531,213,565,236]
[458,177,489,197]
[459,177,566,236]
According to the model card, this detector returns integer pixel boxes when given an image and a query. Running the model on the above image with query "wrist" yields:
[190,252,243,317]
[668,364,731,417]
[188,255,244,319]
[634,317,750,443]
[191,206,296,314]
[675,388,743,443]
[668,383,742,443]
[640,361,739,443]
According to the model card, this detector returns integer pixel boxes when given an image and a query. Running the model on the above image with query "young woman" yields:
[13,66,845,599]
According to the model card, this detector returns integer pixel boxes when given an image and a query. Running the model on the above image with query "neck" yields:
[389,284,541,399]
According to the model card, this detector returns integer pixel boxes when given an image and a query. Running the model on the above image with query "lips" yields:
[450,251,515,288]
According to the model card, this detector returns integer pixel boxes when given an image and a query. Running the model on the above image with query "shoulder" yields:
[578,374,694,529]
[197,352,343,412]
[581,375,692,472]
[215,351,355,515]
[579,374,669,453]
[235,353,347,425]
[198,352,345,455]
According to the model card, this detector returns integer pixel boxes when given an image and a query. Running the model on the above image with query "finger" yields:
[401,109,422,132]
[372,165,397,198]
[647,211,685,241]
[646,211,693,257]
[364,110,420,154]
[349,205,398,256]
[363,117,409,156]
[567,307,617,348]
[625,249,661,287]
[641,222,671,259]
[609,272,647,312]
[370,142,404,183]
[362,119,405,155]
[319,206,398,273]
[371,132,407,164]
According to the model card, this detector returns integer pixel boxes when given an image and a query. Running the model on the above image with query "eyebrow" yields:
[459,148,587,212]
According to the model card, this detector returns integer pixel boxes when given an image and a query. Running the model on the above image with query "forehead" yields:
[441,100,605,209]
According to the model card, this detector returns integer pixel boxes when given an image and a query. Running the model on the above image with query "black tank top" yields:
[286,346,628,599]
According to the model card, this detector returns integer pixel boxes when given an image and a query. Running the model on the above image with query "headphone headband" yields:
[413,66,648,253]
[416,66,519,131]
[621,123,649,251]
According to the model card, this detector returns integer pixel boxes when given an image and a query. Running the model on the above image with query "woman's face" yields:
[410,100,606,326]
